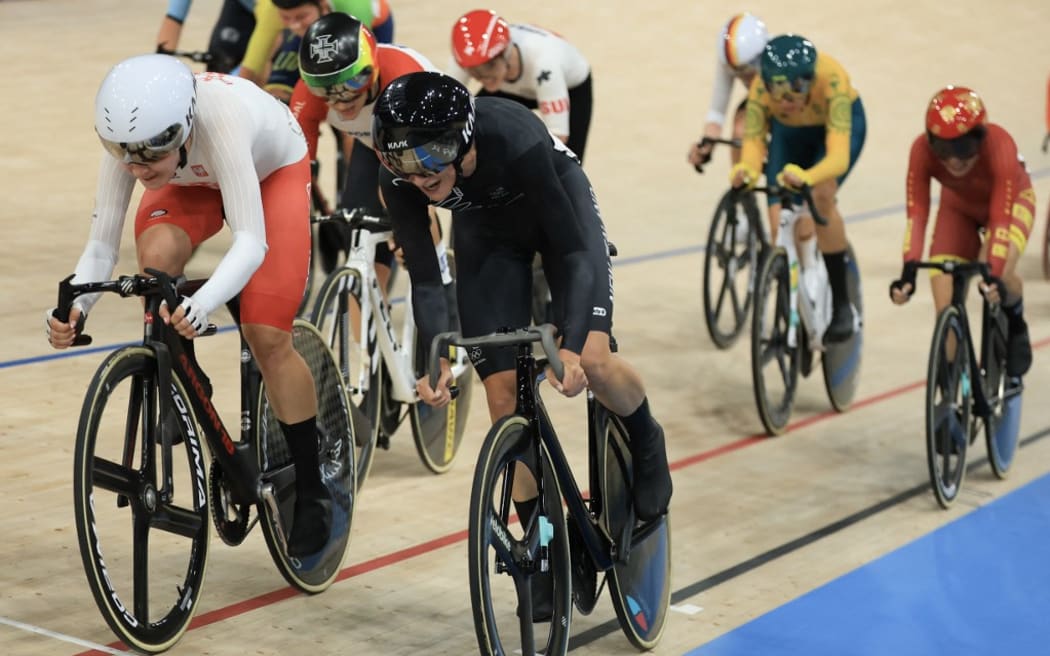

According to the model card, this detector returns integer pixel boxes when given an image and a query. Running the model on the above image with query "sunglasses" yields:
[98,122,184,165]
[765,76,813,102]
[928,130,983,161]
[379,137,460,178]
[305,67,374,103]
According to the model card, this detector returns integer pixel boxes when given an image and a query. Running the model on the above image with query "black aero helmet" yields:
[299,12,379,94]
[372,71,476,177]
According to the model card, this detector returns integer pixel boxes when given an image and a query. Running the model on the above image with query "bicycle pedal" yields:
[259,483,289,554]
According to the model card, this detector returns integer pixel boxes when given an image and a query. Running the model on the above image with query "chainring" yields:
[209,460,252,546]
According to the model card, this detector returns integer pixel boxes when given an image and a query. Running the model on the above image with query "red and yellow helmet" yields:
[926,86,987,139]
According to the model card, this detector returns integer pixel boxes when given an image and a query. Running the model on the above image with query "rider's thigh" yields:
[136,223,195,275]
[134,185,224,273]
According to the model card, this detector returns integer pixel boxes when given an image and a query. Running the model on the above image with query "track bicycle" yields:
[56,270,355,653]
[749,185,863,435]
[908,261,1024,508]
[696,137,768,349]
[309,208,473,492]
[428,326,671,656]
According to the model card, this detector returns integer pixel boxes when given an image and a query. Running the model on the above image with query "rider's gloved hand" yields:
[776,163,812,191]
[729,162,759,189]
[889,261,918,304]
[160,296,209,338]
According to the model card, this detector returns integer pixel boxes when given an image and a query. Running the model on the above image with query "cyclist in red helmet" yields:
[890,86,1035,378]
[448,9,592,161]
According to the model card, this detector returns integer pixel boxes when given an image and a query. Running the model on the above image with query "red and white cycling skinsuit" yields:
[903,123,1036,278]
[73,73,311,331]
[289,44,435,156]
[446,24,589,140]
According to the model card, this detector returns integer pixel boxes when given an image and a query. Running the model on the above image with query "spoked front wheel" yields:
[468,417,572,656]
[310,267,381,492]
[751,248,801,435]
[73,347,209,653]
[256,320,356,591]
[596,409,671,650]
[703,188,763,349]
[925,306,971,508]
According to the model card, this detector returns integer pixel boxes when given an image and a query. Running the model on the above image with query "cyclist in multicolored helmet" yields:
[372,72,673,528]
[890,86,1034,378]
[261,0,397,101]
[290,12,447,282]
[730,34,867,343]
[46,55,331,558]
[448,9,592,161]
[687,12,769,169]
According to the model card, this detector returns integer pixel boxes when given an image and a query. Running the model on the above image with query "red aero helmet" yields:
[926,86,987,139]
[451,9,511,68]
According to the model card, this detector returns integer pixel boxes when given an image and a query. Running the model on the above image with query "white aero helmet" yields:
[94,54,197,163]
[718,12,769,71]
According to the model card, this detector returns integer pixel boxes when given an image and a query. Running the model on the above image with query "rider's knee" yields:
[242,324,293,370]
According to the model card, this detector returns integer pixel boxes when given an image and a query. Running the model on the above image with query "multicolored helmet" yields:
[761,34,817,100]
[719,13,769,72]
[94,54,196,163]
[451,9,511,68]
[299,13,379,100]
[372,72,476,177]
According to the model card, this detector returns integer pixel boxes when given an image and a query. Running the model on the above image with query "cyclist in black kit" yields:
[372,71,672,524]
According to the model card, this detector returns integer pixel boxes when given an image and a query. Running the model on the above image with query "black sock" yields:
[620,398,655,440]
[280,418,322,492]
[823,250,850,309]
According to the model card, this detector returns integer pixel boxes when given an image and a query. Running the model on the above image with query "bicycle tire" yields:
[255,320,355,591]
[468,416,572,656]
[822,243,864,412]
[925,306,970,508]
[73,346,209,653]
[703,188,762,349]
[410,335,474,474]
[980,304,1021,479]
[310,267,381,492]
[751,248,800,435]
[598,410,671,650]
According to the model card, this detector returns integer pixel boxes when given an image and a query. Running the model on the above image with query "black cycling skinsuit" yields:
[379,97,613,379]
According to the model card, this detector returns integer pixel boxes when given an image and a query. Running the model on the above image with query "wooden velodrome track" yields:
[1,0,1048,654]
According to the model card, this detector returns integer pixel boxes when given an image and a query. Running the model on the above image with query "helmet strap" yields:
[177,145,188,169]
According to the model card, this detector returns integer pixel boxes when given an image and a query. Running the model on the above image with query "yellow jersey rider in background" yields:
[730,34,867,343]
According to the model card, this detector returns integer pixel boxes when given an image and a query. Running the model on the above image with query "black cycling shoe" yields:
[824,304,856,344]
[629,422,673,522]
[1006,322,1032,378]
[517,569,554,623]
[287,485,332,558]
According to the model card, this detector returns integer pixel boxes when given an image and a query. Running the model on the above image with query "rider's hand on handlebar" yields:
[978,276,1008,305]
[776,163,812,191]
[687,140,714,169]
[889,261,918,305]
[160,296,208,339]
[729,162,759,189]
[417,358,453,408]
[45,306,84,349]
[548,349,588,397]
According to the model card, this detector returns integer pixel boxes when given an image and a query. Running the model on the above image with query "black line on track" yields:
[568,426,1050,650]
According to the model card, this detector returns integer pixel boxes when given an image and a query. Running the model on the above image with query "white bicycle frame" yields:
[776,205,833,353]
[341,217,470,405]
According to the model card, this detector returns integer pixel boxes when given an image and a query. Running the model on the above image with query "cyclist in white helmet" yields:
[687,12,769,169]
[47,54,331,558]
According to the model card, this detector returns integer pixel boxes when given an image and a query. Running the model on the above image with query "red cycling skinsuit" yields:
[903,123,1035,277]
